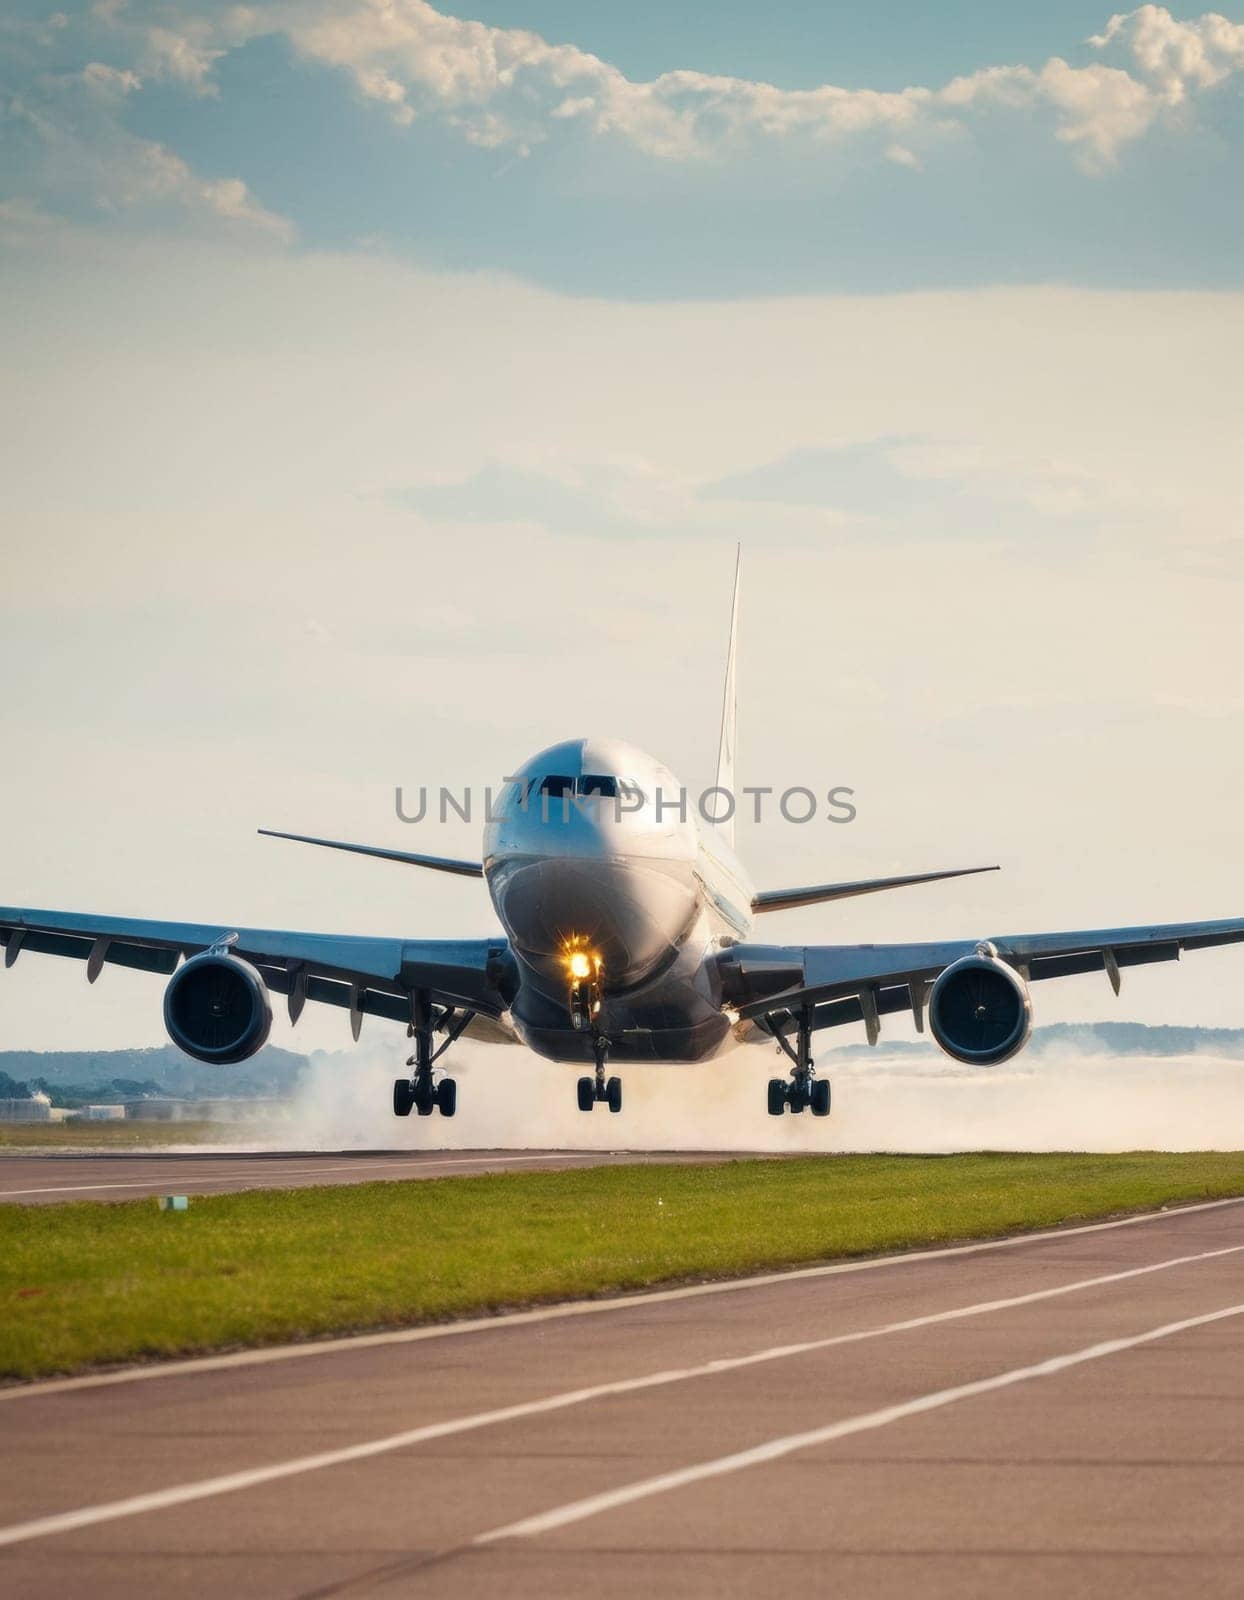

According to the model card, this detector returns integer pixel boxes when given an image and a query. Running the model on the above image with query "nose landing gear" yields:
[565,945,621,1113]
[578,1034,622,1114]
[767,1004,831,1117]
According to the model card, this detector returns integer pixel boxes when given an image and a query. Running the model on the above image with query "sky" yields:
[5,1,1244,293]
[1,3,1243,1055]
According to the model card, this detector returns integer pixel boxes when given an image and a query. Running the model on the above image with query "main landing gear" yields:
[578,1033,622,1114]
[768,1005,831,1117]
[393,995,472,1119]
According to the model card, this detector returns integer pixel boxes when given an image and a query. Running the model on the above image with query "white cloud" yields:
[104,140,291,236]
[1090,4,1244,104]
[885,143,921,169]
[2,47,293,241]
[196,174,295,236]
[84,2,1244,172]
[1037,58,1158,166]
[138,23,223,94]
[81,60,142,95]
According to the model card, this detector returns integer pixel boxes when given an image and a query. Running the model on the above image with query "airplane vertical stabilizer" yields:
[714,546,741,849]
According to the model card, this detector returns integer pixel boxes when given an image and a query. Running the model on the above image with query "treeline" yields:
[0,1044,308,1102]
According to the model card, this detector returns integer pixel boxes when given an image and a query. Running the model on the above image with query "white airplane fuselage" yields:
[483,736,752,1063]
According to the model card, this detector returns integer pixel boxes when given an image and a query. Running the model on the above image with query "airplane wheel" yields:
[767,1079,787,1116]
[437,1077,457,1118]
[414,1079,435,1116]
[577,1076,595,1112]
[393,1079,414,1117]
[811,1078,831,1118]
[606,1076,623,1114]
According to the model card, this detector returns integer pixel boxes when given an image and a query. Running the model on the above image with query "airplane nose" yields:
[495,855,698,989]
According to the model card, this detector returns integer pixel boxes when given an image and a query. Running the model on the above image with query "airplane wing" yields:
[0,905,515,1037]
[257,829,483,878]
[723,916,1244,1044]
[751,864,998,913]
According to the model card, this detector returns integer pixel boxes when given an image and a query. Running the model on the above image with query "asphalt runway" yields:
[3,1198,1243,1598]
[0,1149,749,1205]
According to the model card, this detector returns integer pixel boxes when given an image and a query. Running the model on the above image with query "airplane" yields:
[4,551,1244,1122]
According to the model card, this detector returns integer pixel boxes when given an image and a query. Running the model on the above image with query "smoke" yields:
[248,1037,1244,1153]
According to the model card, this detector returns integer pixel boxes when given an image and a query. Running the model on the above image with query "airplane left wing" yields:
[0,905,515,1035]
[722,915,1244,1043]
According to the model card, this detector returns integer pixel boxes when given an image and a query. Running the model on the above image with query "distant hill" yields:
[2,1023,1242,1102]
[1033,1022,1244,1057]
[835,1021,1244,1060]
[0,1044,308,1102]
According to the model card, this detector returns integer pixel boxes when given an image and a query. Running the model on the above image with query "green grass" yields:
[0,1121,244,1149]
[4,1151,1244,1382]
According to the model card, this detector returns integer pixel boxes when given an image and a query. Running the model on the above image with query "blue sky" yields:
[2,6,1244,1051]
[3,2,1243,295]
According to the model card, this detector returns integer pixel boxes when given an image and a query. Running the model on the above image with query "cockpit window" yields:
[539,774,574,798]
[577,774,617,798]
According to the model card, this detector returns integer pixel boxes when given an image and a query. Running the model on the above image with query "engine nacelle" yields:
[928,947,1031,1067]
[163,952,272,1065]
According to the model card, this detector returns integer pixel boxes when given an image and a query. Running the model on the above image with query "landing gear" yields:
[393,1073,456,1118]
[577,1035,622,1112]
[566,952,621,1112]
[767,1005,831,1117]
[393,994,471,1118]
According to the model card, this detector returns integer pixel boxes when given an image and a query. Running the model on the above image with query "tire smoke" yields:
[254,1039,1244,1153]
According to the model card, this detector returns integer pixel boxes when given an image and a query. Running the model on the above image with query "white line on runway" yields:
[0,1241,1237,1551]
[0,1151,618,1197]
[6,1192,1243,1403]
[478,1299,1244,1544]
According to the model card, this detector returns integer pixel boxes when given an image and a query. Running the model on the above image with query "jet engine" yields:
[928,946,1031,1067]
[163,951,273,1065]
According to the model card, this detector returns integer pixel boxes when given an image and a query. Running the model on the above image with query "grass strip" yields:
[0,1122,249,1149]
[4,1150,1244,1382]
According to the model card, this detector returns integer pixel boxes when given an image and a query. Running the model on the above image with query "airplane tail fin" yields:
[713,545,741,850]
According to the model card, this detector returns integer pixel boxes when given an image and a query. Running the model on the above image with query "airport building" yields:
[0,1095,53,1122]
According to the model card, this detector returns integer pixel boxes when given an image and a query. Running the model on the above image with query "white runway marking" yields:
[0,1150,616,1197]
[0,1240,1237,1551]
[6,1193,1243,1403]
[477,1299,1244,1544]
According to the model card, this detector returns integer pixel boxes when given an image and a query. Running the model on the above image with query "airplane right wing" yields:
[721,915,1244,1046]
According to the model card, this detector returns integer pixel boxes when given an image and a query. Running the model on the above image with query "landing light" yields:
[569,950,592,979]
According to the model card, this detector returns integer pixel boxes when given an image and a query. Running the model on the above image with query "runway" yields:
[2,1198,1243,1597]
[0,1149,748,1205]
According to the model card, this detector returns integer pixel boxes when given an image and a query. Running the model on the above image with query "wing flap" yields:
[1026,942,1182,983]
